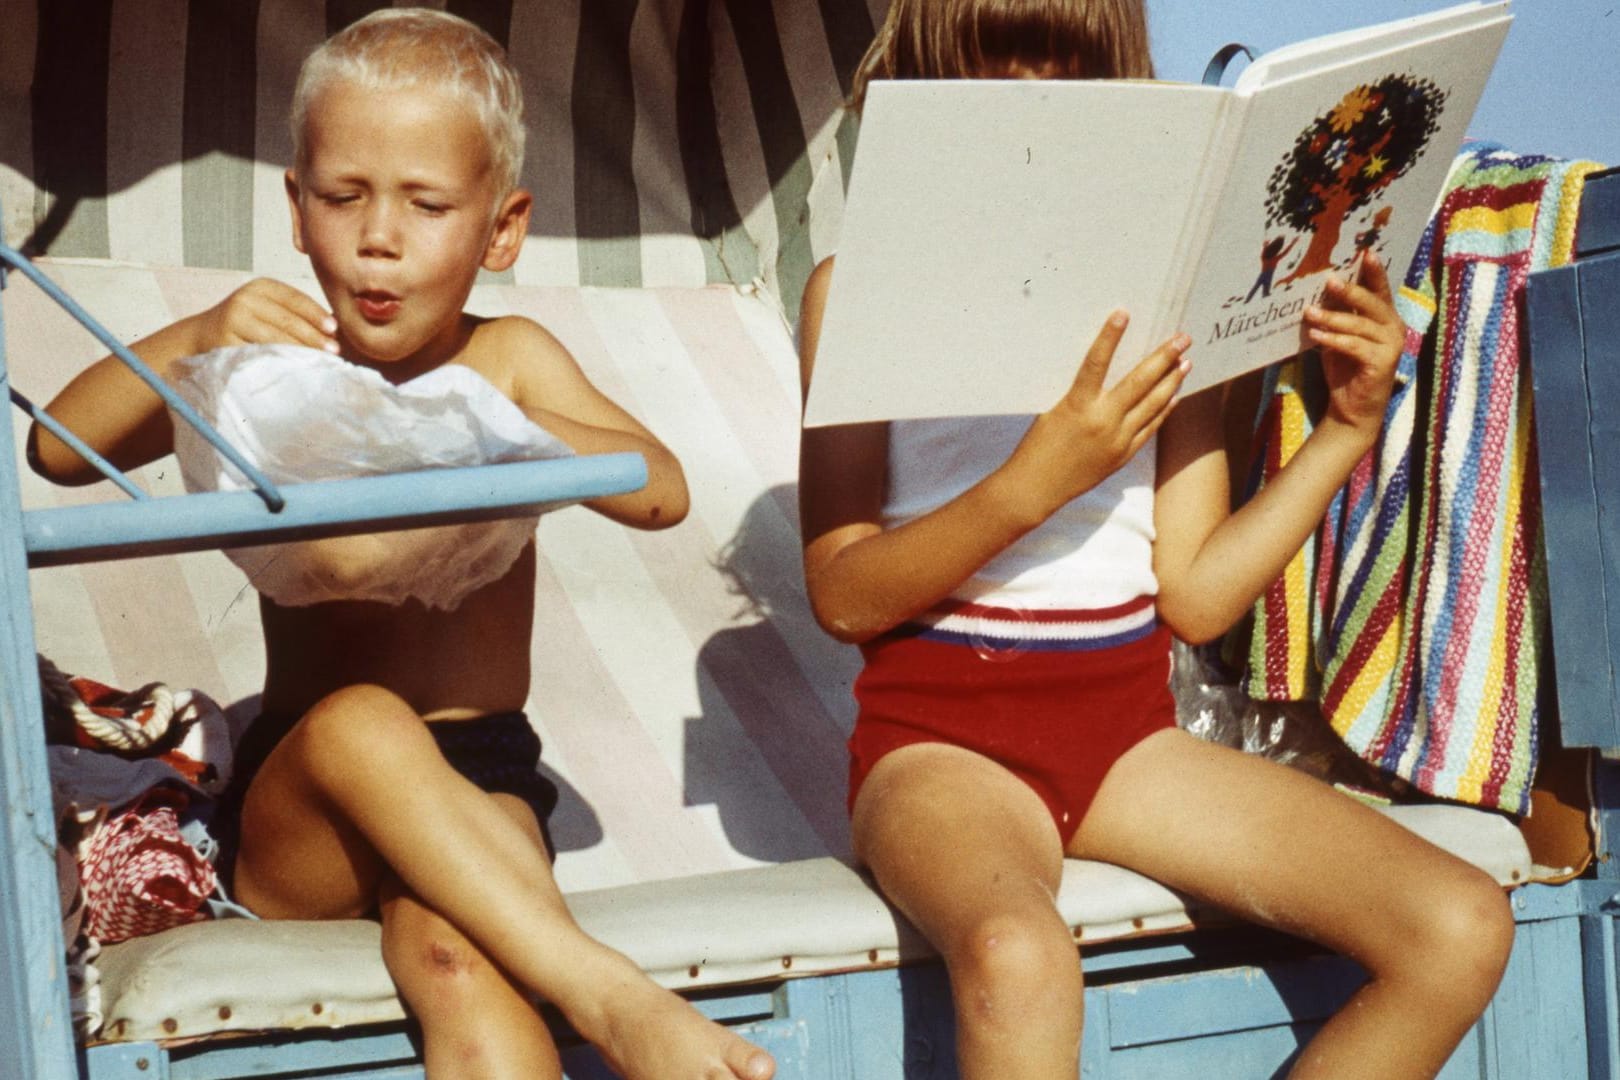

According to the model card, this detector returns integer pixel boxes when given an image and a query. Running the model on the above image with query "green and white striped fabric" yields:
[0,0,880,317]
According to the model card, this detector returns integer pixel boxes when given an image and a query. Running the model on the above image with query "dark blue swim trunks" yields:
[425,711,559,856]
[216,709,559,893]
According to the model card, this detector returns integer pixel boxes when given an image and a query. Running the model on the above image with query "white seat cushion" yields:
[92,802,1532,1044]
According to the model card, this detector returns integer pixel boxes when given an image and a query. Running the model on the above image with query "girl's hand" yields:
[1302,253,1404,438]
[195,279,339,355]
[1001,312,1191,526]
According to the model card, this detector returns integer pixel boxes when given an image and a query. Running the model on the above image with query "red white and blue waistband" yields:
[899,595,1158,652]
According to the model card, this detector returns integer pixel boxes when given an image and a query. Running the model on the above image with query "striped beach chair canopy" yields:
[2,0,878,315]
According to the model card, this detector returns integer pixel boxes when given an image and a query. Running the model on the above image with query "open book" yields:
[804,1,1512,426]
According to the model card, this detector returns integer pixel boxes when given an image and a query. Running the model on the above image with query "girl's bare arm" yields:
[1153,254,1405,643]
[799,258,1190,644]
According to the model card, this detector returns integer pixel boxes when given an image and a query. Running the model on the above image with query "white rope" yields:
[36,655,179,751]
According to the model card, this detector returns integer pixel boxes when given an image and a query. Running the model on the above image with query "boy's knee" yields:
[291,684,423,780]
[397,933,488,987]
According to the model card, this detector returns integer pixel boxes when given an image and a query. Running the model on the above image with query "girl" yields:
[797,2,1514,1078]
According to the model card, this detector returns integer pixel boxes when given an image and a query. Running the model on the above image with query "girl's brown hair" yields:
[851,0,1153,109]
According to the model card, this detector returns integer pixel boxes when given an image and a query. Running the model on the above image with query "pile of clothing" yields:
[40,656,247,1036]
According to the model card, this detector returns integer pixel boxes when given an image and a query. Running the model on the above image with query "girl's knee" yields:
[394,930,490,989]
[1435,872,1515,977]
[947,911,1082,1018]
[1385,869,1514,993]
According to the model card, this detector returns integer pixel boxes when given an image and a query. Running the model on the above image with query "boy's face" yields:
[286,79,527,374]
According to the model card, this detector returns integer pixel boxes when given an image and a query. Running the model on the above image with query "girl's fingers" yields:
[1321,271,1397,324]
[252,308,331,351]
[1137,388,1182,448]
[1355,250,1395,301]
[267,286,338,340]
[1303,305,1381,341]
[1113,333,1191,408]
[1069,310,1130,398]
[1121,350,1189,432]
[1306,329,1387,367]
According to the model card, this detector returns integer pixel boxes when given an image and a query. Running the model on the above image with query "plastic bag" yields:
[168,344,574,610]
[1172,639,1405,796]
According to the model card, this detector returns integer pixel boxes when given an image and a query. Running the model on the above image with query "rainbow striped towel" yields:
[1233,145,1604,815]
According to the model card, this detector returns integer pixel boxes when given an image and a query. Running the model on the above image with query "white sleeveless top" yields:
[883,415,1158,611]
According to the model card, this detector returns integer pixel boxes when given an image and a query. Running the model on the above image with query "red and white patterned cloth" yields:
[77,787,217,943]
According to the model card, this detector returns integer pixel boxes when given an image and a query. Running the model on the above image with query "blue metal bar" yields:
[23,454,646,568]
[9,387,149,501]
[0,242,286,512]
[0,236,81,1080]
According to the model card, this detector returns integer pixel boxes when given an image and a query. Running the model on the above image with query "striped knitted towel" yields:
[1233,145,1604,815]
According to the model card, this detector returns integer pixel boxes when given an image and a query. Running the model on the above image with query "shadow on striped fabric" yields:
[1,0,884,316]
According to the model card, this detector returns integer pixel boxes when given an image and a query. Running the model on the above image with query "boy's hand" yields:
[196,279,339,355]
[1303,253,1404,438]
[1001,312,1190,525]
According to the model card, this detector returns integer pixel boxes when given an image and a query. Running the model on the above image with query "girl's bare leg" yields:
[379,795,562,1080]
[853,742,1083,1080]
[232,684,774,1080]
[1070,729,1514,1080]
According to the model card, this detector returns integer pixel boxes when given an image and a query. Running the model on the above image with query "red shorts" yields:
[848,604,1176,844]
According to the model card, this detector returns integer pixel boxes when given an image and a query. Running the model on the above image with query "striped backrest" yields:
[7,259,861,892]
[0,0,881,319]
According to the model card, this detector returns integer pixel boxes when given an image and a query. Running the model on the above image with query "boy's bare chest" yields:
[257,545,536,721]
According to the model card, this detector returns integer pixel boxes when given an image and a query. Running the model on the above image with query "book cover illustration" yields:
[1188,48,1484,371]
[1228,74,1450,312]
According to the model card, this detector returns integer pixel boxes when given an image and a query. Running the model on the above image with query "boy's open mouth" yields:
[356,290,402,322]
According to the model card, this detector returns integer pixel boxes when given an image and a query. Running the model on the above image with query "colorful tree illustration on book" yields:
[1265,74,1448,287]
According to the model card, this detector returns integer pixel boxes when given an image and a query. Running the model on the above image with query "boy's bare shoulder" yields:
[465,313,572,367]
[458,314,585,401]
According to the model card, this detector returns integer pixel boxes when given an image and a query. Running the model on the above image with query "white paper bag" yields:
[168,344,573,610]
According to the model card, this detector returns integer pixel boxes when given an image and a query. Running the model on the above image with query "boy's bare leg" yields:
[1070,729,1514,1080]
[379,794,562,1080]
[233,684,775,1080]
[852,742,1083,1080]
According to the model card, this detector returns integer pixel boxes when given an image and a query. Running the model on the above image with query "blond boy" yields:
[30,10,775,1080]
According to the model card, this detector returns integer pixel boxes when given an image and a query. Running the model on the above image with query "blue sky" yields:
[1149,0,1619,166]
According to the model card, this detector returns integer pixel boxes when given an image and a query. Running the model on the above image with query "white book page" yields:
[1173,14,1510,396]
[805,80,1228,426]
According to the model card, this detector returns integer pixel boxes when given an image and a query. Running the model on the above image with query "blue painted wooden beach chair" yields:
[2,4,1618,1077]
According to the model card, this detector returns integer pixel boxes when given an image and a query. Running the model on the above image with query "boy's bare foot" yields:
[586,978,775,1080]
